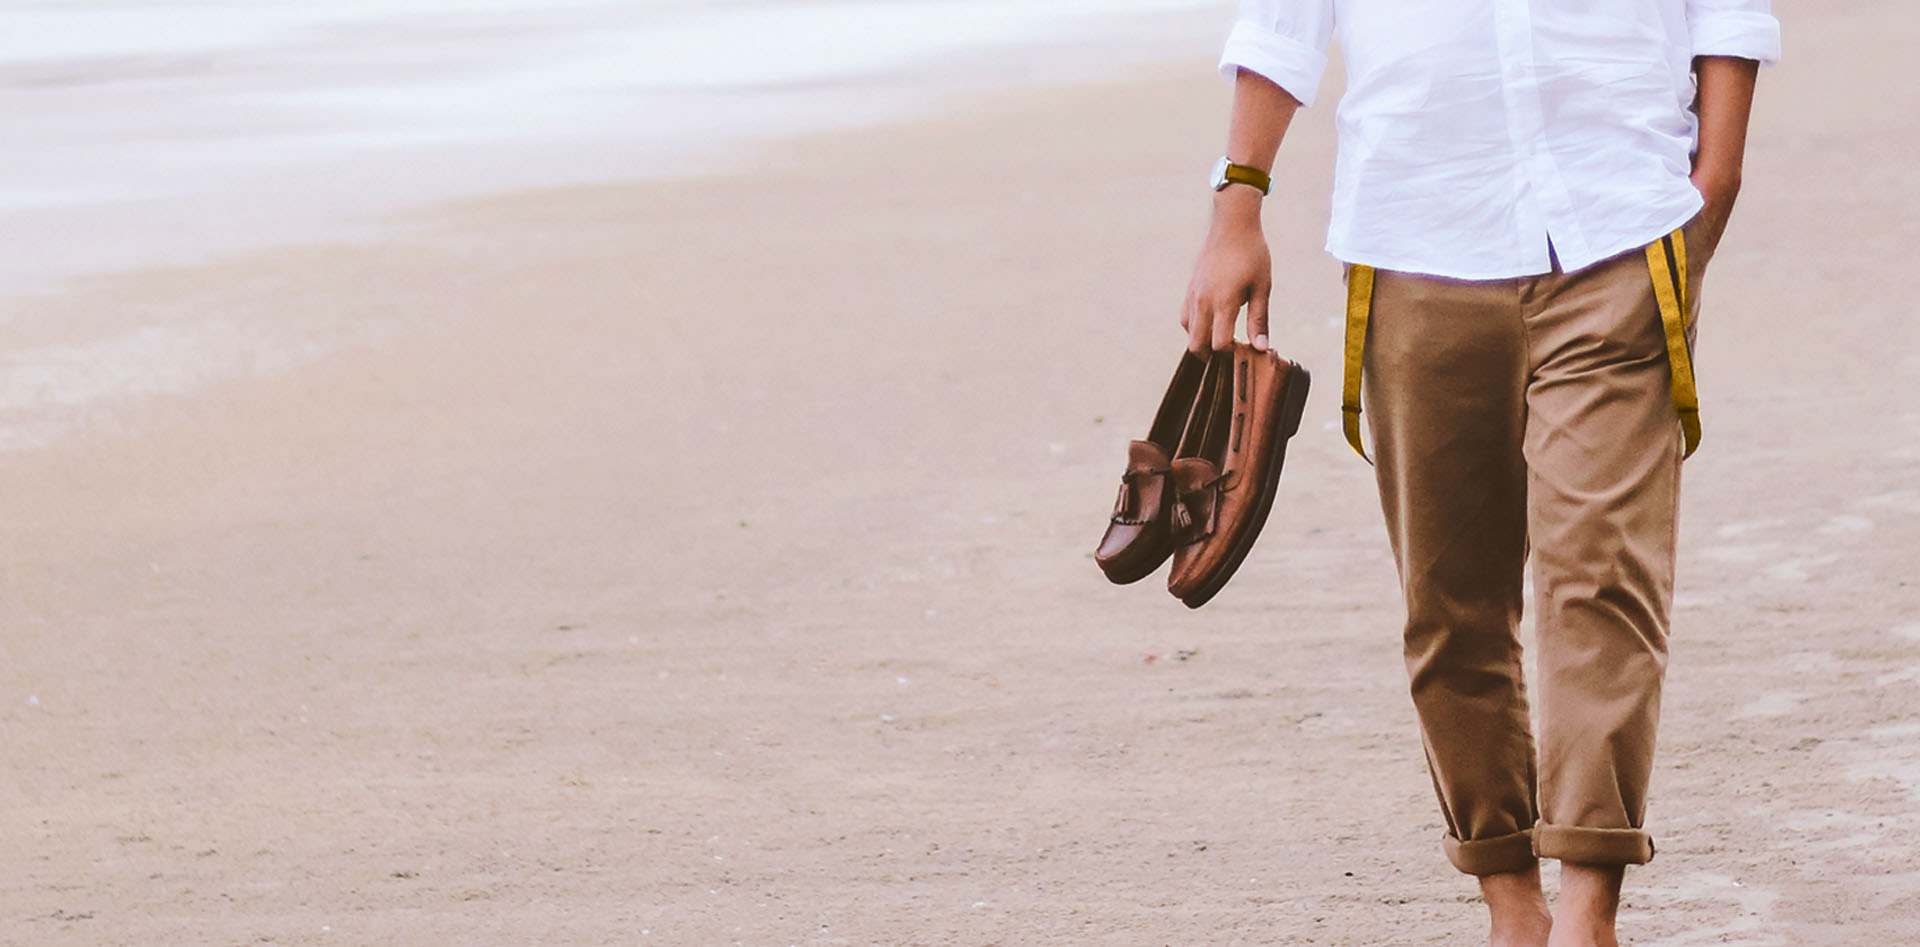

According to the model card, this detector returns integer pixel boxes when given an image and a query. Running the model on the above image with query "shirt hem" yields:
[1326,197,1705,280]
[1559,200,1706,274]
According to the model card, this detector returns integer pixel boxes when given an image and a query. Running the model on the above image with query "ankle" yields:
[1481,866,1551,947]
[1545,916,1619,947]
[1549,861,1626,947]
[1491,912,1553,947]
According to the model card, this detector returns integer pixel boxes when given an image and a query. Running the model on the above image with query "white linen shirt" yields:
[1220,0,1781,279]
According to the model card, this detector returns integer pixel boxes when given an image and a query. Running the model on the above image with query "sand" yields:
[2,3,1918,944]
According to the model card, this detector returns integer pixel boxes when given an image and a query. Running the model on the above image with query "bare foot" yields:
[1548,862,1625,947]
[1481,866,1553,947]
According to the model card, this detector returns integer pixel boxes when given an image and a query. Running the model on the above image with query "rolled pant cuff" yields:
[1532,824,1655,866]
[1443,828,1539,876]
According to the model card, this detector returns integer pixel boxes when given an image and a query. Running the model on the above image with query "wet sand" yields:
[2,2,1918,943]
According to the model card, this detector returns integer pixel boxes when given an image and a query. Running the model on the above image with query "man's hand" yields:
[1183,187,1272,353]
[1688,167,1740,258]
[1182,69,1298,354]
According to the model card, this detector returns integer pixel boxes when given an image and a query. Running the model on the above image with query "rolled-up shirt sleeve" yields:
[1686,0,1782,64]
[1217,0,1336,107]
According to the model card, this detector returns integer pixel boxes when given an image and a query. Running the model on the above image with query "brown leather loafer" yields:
[1167,343,1311,608]
[1095,352,1213,585]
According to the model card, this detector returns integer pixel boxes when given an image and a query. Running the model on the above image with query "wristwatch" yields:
[1210,156,1271,195]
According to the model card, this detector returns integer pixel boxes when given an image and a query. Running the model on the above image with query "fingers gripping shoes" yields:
[1095,352,1213,584]
[1167,343,1311,608]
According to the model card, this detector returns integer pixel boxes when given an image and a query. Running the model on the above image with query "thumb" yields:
[1247,281,1272,351]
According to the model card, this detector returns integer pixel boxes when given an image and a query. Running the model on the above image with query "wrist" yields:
[1211,185,1264,222]
[1691,163,1742,201]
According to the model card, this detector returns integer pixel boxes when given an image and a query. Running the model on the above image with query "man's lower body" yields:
[1359,237,1701,942]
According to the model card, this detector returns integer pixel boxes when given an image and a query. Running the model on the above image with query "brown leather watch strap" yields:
[1222,162,1271,195]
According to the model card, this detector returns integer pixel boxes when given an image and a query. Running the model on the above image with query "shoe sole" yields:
[1179,363,1311,609]
[1105,530,1175,583]
[1099,544,1172,586]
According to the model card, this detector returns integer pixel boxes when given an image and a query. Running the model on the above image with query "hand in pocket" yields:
[1686,170,1739,265]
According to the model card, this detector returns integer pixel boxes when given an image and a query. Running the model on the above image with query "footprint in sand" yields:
[1813,514,1872,535]
[1760,553,1840,583]
[1857,490,1920,514]
[1713,518,1790,539]
[1630,871,1779,946]
[1728,691,1807,720]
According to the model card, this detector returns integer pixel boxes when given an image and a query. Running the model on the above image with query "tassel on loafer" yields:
[1095,351,1215,585]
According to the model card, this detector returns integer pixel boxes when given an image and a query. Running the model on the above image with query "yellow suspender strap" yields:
[1342,239,1696,463]
[1644,229,1702,458]
[1341,264,1377,463]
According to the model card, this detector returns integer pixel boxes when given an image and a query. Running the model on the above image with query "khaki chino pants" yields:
[1361,239,1703,874]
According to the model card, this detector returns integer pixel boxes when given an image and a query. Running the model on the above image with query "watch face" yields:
[1210,156,1230,191]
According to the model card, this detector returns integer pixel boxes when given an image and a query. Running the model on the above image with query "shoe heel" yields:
[1279,364,1311,438]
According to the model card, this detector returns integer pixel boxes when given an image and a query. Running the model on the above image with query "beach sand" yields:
[2,4,1918,944]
